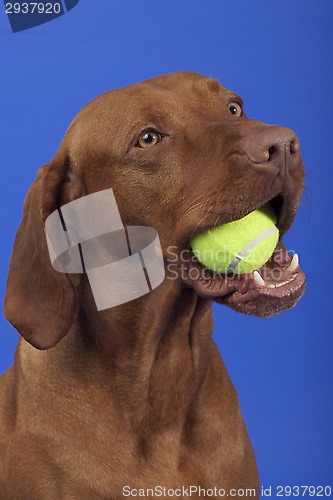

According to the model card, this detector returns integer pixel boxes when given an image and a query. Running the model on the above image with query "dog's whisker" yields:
[201,192,218,217]
[212,193,224,230]
[179,192,220,233]
[178,195,205,221]
[189,199,217,241]
[180,202,205,219]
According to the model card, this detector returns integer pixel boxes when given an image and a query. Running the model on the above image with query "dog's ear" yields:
[4,159,83,350]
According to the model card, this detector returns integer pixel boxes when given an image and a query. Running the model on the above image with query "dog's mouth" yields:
[180,196,306,317]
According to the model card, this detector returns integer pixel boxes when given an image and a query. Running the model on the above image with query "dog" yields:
[0,72,306,499]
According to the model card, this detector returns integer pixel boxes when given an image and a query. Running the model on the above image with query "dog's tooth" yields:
[287,253,299,273]
[253,270,265,287]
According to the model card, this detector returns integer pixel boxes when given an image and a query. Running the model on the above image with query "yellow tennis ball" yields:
[190,205,279,274]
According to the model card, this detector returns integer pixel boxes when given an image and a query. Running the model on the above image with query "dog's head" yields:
[4,72,306,349]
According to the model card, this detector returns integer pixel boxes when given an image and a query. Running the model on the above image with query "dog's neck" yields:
[70,280,214,433]
[17,278,220,461]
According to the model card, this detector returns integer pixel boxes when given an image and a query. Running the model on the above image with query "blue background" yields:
[0,0,332,495]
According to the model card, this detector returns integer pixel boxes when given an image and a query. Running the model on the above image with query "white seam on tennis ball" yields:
[227,225,278,273]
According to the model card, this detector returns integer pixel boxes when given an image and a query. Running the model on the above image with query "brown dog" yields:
[1,72,305,499]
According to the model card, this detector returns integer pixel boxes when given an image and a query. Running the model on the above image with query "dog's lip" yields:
[182,242,306,309]
[185,192,290,246]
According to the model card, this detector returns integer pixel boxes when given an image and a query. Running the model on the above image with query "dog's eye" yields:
[228,101,242,117]
[137,130,162,148]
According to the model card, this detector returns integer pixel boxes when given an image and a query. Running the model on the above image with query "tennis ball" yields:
[190,204,279,274]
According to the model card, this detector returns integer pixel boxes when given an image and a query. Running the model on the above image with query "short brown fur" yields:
[0,72,304,499]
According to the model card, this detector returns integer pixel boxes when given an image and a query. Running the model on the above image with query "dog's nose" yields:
[246,126,300,172]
